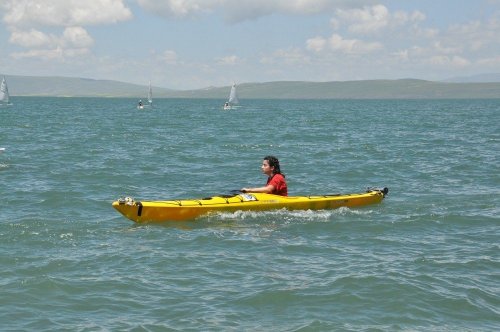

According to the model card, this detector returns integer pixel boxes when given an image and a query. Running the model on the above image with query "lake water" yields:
[1,97,499,331]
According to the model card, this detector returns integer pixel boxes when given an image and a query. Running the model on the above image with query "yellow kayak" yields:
[112,188,388,223]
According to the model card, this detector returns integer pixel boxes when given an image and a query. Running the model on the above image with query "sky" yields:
[0,0,500,90]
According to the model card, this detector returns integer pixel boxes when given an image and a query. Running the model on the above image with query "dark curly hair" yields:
[264,155,285,177]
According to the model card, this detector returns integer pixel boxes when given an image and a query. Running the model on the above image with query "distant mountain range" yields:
[1,74,500,99]
[443,73,500,83]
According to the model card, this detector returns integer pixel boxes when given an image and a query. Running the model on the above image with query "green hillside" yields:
[2,75,499,99]
[1,75,168,97]
[198,80,500,99]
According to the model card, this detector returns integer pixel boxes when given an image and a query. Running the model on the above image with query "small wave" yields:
[203,207,374,224]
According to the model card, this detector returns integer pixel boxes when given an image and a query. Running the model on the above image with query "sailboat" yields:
[0,76,12,107]
[223,83,239,110]
[137,81,153,110]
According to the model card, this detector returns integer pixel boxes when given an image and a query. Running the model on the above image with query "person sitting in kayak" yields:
[241,155,288,196]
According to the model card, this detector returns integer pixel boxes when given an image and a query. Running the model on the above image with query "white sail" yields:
[223,83,241,110]
[147,81,153,105]
[0,76,10,105]
[137,81,153,109]
[228,83,238,104]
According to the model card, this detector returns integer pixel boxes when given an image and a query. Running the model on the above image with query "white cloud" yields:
[11,46,90,60]
[431,41,462,55]
[9,28,53,48]
[276,48,310,65]
[216,55,241,65]
[333,4,425,34]
[2,0,125,60]
[330,34,383,53]
[392,49,409,61]
[307,33,382,54]
[260,48,310,66]
[477,56,500,66]
[298,3,498,82]
[2,0,132,27]
[427,55,470,67]
[136,0,217,18]
[161,50,179,65]
[305,5,429,59]
[136,0,378,21]
[306,36,327,52]
[9,26,93,49]
[446,19,498,53]
[414,27,439,39]
[335,5,389,33]
[393,10,426,27]
[414,15,500,70]
[61,27,93,48]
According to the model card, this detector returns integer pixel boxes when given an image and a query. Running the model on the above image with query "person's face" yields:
[261,160,274,176]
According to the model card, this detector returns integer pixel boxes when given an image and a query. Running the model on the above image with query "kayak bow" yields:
[112,187,388,223]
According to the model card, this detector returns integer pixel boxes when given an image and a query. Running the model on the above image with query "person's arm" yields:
[241,184,275,194]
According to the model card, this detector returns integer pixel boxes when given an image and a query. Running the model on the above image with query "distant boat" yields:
[223,83,239,110]
[0,76,12,106]
[0,148,5,153]
[137,81,153,110]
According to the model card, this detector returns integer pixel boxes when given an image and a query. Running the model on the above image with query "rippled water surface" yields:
[1,97,499,331]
